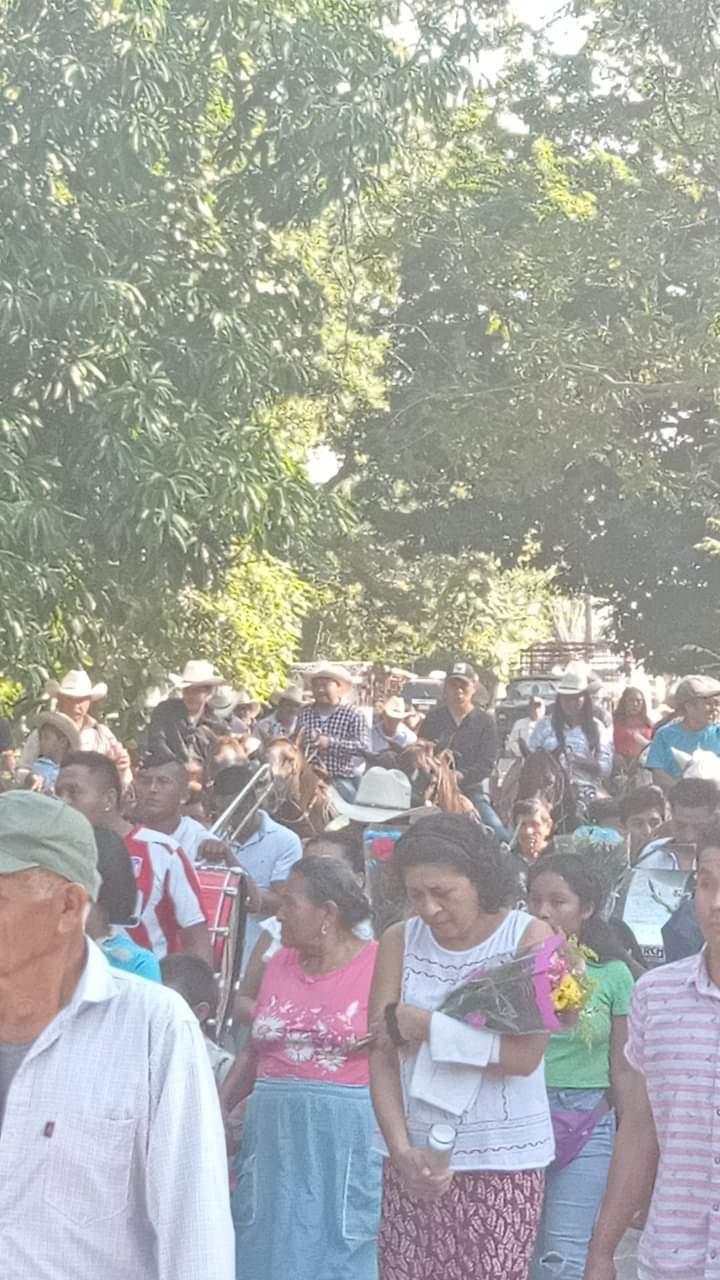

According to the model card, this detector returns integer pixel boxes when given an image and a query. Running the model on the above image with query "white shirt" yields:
[636,837,679,870]
[0,942,235,1280]
[172,815,211,864]
[506,716,542,758]
[375,911,554,1172]
[529,716,614,779]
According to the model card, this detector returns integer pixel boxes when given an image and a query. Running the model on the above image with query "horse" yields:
[265,733,336,837]
[497,748,578,835]
[395,740,478,819]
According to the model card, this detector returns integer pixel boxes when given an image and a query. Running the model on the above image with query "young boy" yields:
[29,710,81,793]
[160,953,234,1087]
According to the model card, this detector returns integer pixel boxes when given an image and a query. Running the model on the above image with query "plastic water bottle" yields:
[426,1123,456,1171]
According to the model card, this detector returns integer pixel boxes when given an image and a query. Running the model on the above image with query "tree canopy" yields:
[3,0,720,705]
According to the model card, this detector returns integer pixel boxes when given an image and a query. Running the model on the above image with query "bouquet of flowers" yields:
[438,935,594,1035]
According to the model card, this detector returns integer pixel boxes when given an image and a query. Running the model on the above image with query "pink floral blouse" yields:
[252,942,378,1086]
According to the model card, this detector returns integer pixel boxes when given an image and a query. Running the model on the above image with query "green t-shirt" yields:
[544,959,634,1090]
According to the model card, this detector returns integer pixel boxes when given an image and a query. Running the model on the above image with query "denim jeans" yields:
[330,775,360,803]
[530,1088,616,1280]
[464,786,512,843]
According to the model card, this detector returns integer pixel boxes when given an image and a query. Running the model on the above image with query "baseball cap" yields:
[446,662,478,685]
[0,792,100,899]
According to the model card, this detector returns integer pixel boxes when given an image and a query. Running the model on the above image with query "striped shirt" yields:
[124,826,207,958]
[626,951,720,1280]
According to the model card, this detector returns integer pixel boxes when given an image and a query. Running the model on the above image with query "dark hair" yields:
[61,751,122,803]
[553,690,600,754]
[527,851,631,965]
[161,954,219,1017]
[696,820,720,860]
[618,785,667,825]
[392,814,516,914]
[93,825,137,924]
[669,777,720,812]
[585,797,622,826]
[212,762,257,797]
[614,687,651,726]
[304,830,366,883]
[290,856,370,929]
[512,797,553,826]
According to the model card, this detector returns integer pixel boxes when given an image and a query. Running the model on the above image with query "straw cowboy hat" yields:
[330,768,431,825]
[46,670,108,702]
[382,696,410,719]
[170,660,224,689]
[555,670,592,696]
[270,685,304,708]
[35,710,82,752]
[311,663,355,686]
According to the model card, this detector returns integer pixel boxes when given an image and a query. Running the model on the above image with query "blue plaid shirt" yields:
[297,703,370,778]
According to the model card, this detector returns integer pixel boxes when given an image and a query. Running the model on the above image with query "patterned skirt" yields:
[379,1160,545,1280]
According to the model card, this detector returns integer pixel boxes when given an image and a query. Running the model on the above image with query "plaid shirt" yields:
[298,702,370,778]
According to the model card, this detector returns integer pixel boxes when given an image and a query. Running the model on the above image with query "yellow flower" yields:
[551,975,585,1013]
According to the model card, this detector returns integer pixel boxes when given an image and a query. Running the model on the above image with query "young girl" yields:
[526,852,635,1280]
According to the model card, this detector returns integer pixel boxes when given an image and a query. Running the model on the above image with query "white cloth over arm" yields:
[409,1014,500,1115]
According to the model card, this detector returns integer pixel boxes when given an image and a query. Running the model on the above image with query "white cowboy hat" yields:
[170,660,224,689]
[329,768,430,825]
[271,685,304,707]
[46,670,108,702]
[555,670,591,696]
[35,709,82,752]
[311,663,355,686]
[382,696,410,719]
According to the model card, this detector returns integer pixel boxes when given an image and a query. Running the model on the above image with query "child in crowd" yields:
[161,953,234,1087]
[87,826,161,981]
[28,710,81,793]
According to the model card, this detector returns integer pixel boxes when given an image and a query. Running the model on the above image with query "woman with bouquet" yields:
[370,814,555,1280]
[526,852,635,1280]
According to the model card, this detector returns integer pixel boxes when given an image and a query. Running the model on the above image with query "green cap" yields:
[0,792,100,899]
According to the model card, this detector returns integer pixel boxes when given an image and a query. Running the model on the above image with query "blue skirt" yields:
[232,1078,382,1280]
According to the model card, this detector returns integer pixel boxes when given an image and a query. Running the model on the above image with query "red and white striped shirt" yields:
[627,951,720,1280]
[123,825,207,959]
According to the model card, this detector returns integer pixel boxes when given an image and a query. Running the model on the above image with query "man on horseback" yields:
[420,663,505,838]
[297,664,370,802]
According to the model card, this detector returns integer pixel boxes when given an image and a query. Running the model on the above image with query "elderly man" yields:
[0,790,234,1279]
[421,661,504,837]
[647,674,720,793]
[297,663,370,800]
[18,669,131,786]
[147,659,226,773]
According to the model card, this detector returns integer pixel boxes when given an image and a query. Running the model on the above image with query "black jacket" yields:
[147,699,226,769]
[421,705,499,787]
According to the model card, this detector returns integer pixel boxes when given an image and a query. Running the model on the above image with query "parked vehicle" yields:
[495,675,563,746]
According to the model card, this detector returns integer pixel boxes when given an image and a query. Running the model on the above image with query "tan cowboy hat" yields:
[170,660,224,689]
[382,696,409,719]
[35,710,82,752]
[311,663,355,686]
[46,670,107,702]
[271,685,304,708]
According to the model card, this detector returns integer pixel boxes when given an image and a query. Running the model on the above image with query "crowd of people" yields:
[5,654,720,1279]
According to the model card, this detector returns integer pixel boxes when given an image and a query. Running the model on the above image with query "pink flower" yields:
[466,1011,487,1029]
